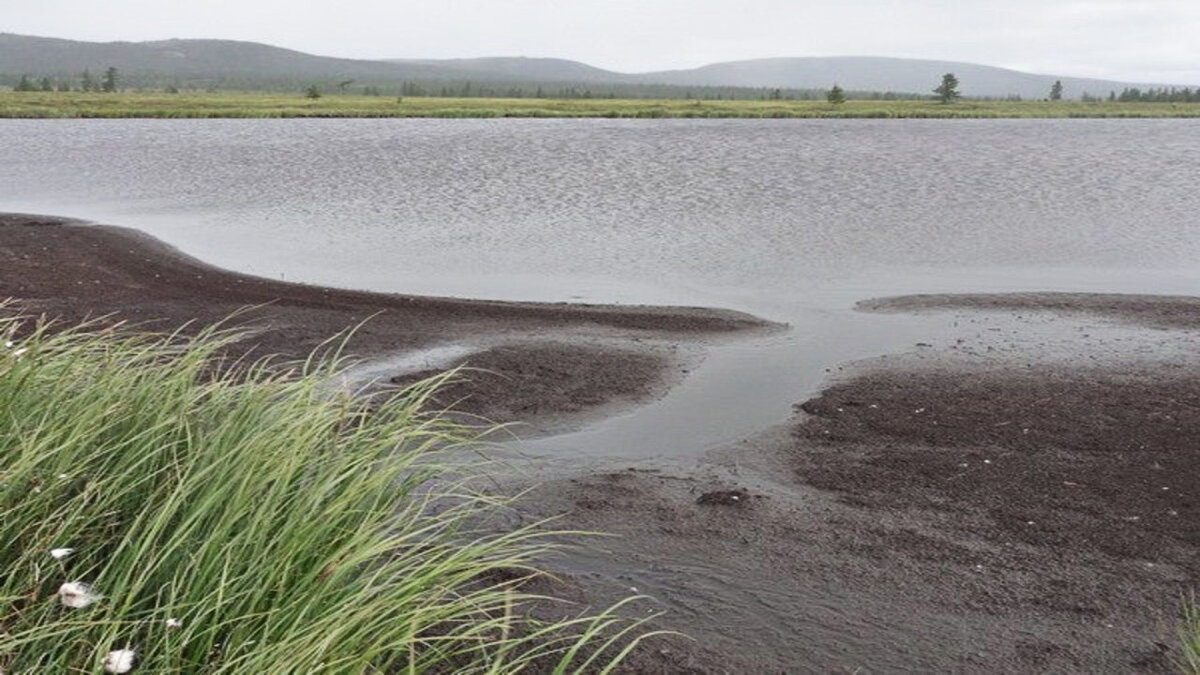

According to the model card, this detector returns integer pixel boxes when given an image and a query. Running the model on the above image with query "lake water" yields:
[3,118,1199,460]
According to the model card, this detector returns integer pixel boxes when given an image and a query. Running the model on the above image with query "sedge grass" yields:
[0,314,653,673]
[1181,593,1200,674]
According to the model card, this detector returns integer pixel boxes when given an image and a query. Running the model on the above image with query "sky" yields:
[5,0,1200,84]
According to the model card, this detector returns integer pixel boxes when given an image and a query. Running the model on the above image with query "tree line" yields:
[389,80,927,101]
[11,67,121,93]
[9,68,1200,104]
[1111,86,1200,103]
[4,69,923,102]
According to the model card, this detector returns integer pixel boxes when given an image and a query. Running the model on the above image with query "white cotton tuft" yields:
[49,547,74,560]
[58,581,98,608]
[165,617,182,629]
[103,648,136,673]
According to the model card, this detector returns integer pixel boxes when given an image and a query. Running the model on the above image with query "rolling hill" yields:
[632,56,1148,100]
[1,33,1187,99]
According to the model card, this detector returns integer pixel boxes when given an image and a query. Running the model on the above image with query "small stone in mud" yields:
[696,488,751,506]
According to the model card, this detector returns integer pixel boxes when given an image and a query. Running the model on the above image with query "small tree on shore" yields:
[80,69,96,92]
[14,75,37,92]
[101,67,119,93]
[934,72,960,104]
[305,85,322,99]
[1049,80,1063,101]
[827,84,846,105]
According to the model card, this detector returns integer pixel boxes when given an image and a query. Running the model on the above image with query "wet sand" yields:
[5,213,1198,672]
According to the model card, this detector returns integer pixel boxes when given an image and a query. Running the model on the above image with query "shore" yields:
[518,293,1200,672]
[4,213,1197,671]
[0,213,772,432]
[4,92,1200,119]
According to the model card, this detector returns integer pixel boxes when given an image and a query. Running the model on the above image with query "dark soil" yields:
[0,213,768,427]
[695,488,753,506]
[797,370,1199,571]
[862,292,1200,330]
[389,343,667,427]
[516,294,1200,673]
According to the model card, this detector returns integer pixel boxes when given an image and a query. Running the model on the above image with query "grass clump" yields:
[0,315,650,673]
[1181,593,1200,674]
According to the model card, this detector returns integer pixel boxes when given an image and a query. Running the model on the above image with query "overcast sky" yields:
[6,0,1200,84]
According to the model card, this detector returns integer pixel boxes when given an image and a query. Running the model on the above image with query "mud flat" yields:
[518,293,1200,673]
[5,213,1197,671]
[0,213,772,432]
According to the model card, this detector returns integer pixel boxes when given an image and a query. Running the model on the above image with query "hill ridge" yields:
[1,32,1191,99]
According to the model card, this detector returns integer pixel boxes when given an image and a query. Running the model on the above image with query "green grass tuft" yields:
[0,313,652,672]
[1181,593,1200,674]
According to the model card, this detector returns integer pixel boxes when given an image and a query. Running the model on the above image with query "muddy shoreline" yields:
[0,213,771,431]
[4,213,1198,672]
[518,294,1200,672]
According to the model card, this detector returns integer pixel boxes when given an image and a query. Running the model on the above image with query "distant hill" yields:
[0,33,457,87]
[631,56,1152,100]
[385,57,626,84]
[1,33,1187,100]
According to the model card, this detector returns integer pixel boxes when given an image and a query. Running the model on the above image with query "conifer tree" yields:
[934,73,960,103]
[101,67,119,93]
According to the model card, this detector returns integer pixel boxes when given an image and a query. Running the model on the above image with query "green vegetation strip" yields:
[0,314,650,673]
[4,92,1200,118]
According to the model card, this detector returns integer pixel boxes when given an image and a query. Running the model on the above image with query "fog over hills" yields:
[1,33,1186,99]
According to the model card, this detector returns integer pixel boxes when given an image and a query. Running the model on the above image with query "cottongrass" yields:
[57,582,99,609]
[0,312,654,672]
[103,648,136,673]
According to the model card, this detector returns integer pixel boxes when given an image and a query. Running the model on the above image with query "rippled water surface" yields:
[3,118,1199,459]
[2,118,1199,315]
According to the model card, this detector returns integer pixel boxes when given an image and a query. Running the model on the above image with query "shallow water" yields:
[2,118,1199,457]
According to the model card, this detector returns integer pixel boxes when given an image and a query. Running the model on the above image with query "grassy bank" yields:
[0,315,646,673]
[4,91,1200,118]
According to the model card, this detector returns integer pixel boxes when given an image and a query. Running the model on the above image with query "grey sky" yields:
[6,0,1199,84]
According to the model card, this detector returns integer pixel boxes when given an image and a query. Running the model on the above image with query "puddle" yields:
[509,307,960,465]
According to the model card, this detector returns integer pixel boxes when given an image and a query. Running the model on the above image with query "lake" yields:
[3,118,1199,459]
